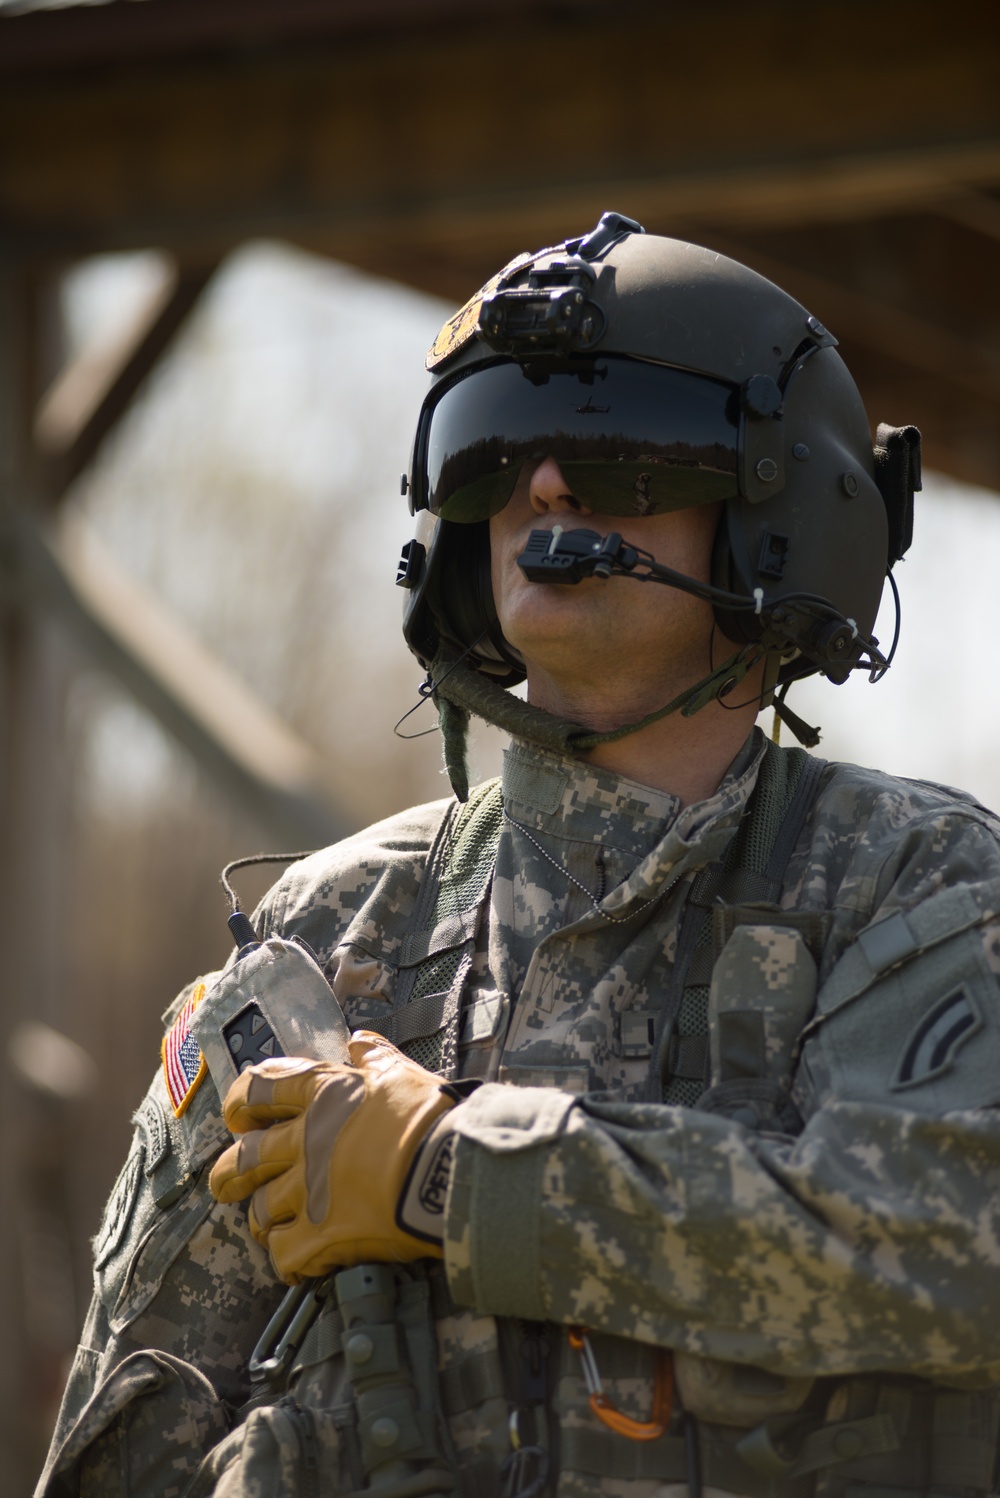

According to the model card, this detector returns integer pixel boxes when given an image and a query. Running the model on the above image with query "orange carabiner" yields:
[568,1327,673,1442]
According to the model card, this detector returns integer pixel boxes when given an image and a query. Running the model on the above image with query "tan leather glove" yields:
[209,1032,458,1283]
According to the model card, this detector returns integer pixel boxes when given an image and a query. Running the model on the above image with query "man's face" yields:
[489,457,722,699]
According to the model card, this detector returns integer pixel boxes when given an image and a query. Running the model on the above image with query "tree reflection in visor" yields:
[423,357,740,523]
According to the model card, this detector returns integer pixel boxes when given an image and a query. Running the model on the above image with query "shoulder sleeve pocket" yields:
[94,1064,230,1336]
[802,914,1000,1114]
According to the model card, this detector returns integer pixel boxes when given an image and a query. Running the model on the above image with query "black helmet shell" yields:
[400,217,911,691]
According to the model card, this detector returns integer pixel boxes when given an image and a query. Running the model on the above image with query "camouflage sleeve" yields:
[38,796,451,1496]
[443,812,1000,1387]
[36,983,283,1497]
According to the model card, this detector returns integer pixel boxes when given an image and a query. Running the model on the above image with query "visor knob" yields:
[741,375,782,418]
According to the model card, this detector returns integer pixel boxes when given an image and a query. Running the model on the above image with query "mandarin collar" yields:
[501,728,766,869]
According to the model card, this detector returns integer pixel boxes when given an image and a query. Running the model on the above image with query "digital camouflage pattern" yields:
[38,729,1000,1497]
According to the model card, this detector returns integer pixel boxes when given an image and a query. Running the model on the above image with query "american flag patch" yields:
[161,981,208,1118]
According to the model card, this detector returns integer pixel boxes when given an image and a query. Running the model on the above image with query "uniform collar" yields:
[501,729,766,867]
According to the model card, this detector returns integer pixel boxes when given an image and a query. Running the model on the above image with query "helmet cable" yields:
[393,630,490,739]
[220,850,318,950]
[870,568,902,684]
[517,526,889,682]
[705,625,823,746]
[221,851,318,913]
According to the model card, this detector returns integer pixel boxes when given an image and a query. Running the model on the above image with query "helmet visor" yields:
[424,356,739,522]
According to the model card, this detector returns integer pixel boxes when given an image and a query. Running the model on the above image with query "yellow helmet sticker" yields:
[425,251,536,370]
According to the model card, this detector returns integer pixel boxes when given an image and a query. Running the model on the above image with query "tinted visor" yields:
[425,356,739,522]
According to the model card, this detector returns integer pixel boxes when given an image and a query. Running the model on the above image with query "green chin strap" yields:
[430,640,766,802]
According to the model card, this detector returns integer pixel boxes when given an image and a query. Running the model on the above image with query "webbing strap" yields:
[764,751,827,888]
[666,1033,708,1081]
[736,1412,900,1479]
[291,1305,344,1374]
[438,1352,506,1417]
[657,741,827,1104]
[560,1423,822,1498]
[560,1426,688,1482]
[390,779,504,1076]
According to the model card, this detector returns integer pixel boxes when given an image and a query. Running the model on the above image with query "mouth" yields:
[513,516,610,548]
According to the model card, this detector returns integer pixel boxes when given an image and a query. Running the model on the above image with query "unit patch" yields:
[425,251,534,370]
[891,985,981,1090]
[93,1143,143,1267]
[162,981,208,1117]
[133,1094,170,1175]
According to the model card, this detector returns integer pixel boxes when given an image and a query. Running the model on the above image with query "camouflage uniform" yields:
[38,729,1000,1497]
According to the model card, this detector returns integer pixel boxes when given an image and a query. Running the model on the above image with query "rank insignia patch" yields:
[162,981,208,1117]
[891,985,981,1089]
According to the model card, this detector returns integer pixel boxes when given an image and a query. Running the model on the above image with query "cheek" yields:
[488,518,504,603]
[488,488,533,608]
[488,516,523,631]
[632,504,721,582]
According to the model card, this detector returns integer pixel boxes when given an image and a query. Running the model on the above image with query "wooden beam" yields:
[33,259,218,501]
[20,510,352,849]
[0,255,88,1491]
[0,0,516,75]
[3,0,1000,258]
[691,230,1000,409]
[935,189,1000,245]
[0,251,33,1498]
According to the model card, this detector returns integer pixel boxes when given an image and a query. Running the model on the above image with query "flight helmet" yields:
[397,212,919,736]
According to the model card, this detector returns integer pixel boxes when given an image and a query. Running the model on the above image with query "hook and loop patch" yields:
[161,981,208,1118]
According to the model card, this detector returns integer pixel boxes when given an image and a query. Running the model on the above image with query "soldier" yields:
[39,214,1000,1498]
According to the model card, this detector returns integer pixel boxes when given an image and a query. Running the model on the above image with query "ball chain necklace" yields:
[501,808,668,925]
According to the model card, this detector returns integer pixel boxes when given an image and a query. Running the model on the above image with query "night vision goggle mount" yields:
[478,254,606,355]
[517,525,888,682]
[477,211,644,357]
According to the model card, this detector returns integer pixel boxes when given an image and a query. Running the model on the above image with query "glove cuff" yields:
[395,1115,457,1247]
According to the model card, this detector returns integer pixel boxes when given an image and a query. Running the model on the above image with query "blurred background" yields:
[2,0,1000,1488]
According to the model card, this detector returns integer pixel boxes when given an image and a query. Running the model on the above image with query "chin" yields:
[498,584,600,653]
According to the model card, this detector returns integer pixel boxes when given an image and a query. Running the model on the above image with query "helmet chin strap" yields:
[430,639,763,802]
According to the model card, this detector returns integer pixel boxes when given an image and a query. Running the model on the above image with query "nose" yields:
[529,457,593,516]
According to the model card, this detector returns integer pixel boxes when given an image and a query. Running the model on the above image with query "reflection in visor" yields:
[424,357,739,522]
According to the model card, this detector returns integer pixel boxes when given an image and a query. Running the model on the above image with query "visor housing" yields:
[419,356,740,522]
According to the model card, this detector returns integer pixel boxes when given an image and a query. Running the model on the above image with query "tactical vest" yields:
[288,742,1000,1498]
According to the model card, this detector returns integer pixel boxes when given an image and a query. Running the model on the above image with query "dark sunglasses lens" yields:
[425,357,738,522]
[558,460,738,515]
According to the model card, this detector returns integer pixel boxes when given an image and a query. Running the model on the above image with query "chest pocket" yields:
[645,742,830,1112]
[699,920,821,1131]
[360,781,504,1078]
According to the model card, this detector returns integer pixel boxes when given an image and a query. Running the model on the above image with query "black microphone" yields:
[515,526,886,680]
[516,526,638,583]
